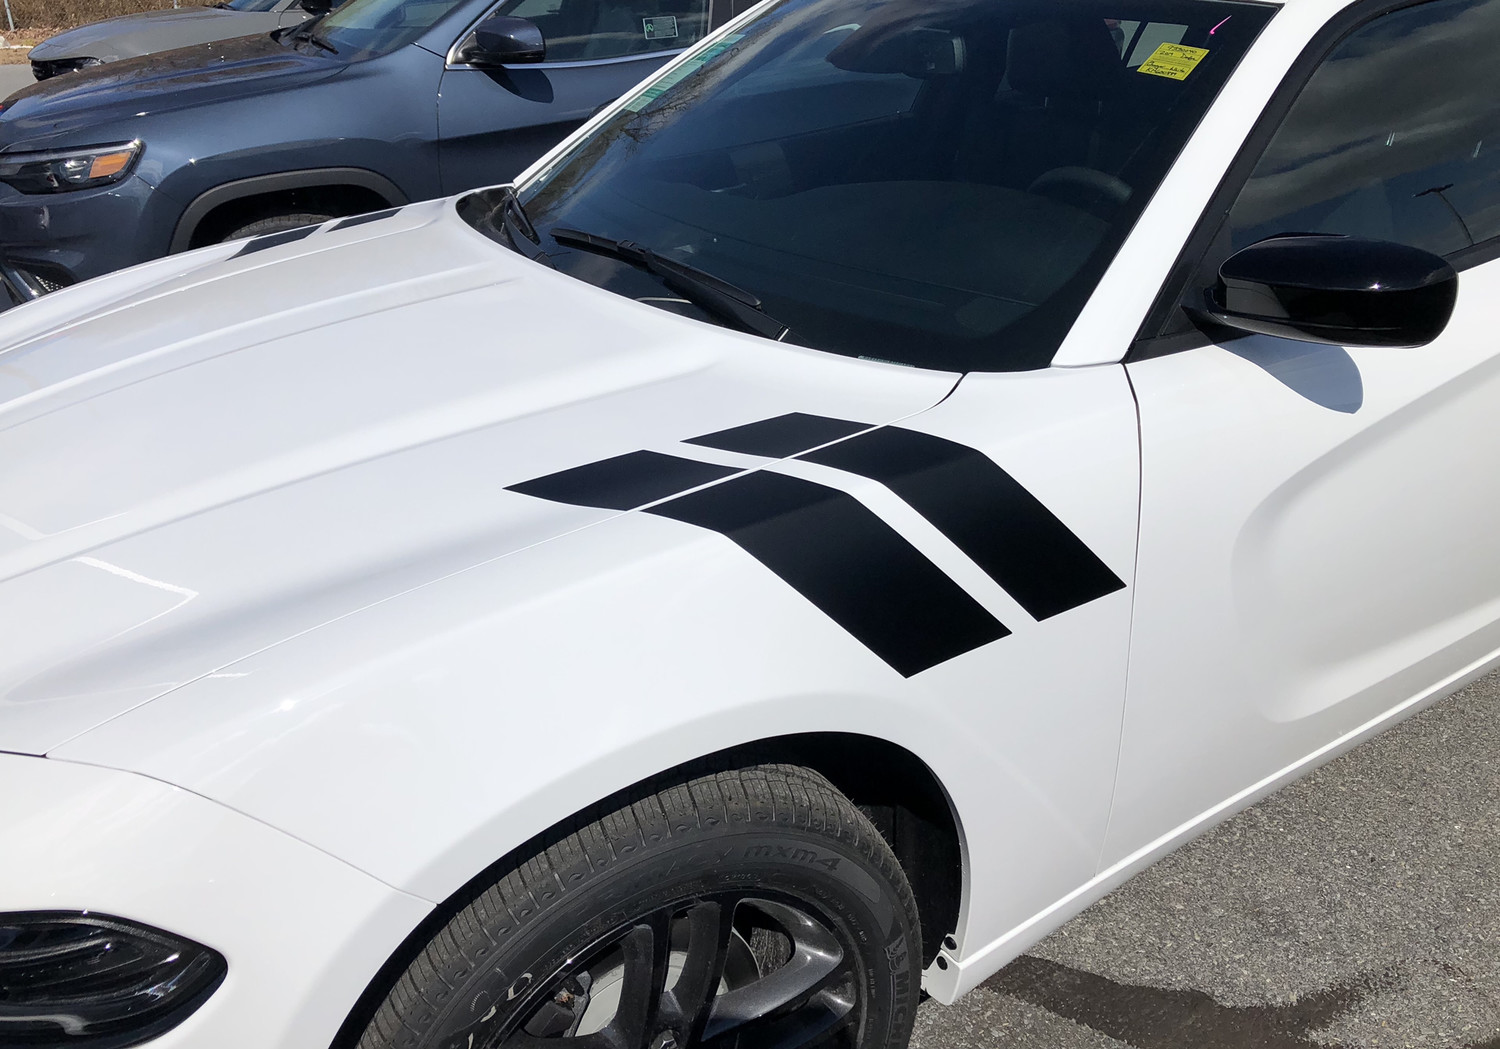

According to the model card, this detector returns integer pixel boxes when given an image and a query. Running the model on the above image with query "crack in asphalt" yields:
[984,955,1500,1049]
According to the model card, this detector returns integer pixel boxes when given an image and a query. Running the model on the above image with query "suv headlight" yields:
[0,141,141,194]
[0,911,226,1048]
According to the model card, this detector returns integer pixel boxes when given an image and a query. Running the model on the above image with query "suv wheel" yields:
[222,212,336,242]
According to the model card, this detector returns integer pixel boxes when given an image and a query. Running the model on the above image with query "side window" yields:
[494,0,711,61]
[1227,0,1500,257]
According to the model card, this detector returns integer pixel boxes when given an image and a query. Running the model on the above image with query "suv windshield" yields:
[468,0,1273,371]
[312,0,468,59]
[222,0,285,10]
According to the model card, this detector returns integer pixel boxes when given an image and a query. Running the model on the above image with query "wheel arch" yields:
[326,732,965,1049]
[169,168,409,252]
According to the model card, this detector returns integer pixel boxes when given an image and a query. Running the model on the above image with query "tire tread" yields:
[356,763,920,1049]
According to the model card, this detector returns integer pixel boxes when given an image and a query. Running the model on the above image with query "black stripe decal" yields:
[800,427,1124,620]
[234,224,320,258]
[646,470,1009,677]
[687,412,869,458]
[507,450,737,511]
[332,207,403,232]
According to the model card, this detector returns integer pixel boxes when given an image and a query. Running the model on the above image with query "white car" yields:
[0,0,1492,1046]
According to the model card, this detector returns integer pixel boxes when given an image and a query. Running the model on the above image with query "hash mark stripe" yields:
[686,412,869,458]
[331,207,403,232]
[234,225,320,257]
[506,450,738,511]
[800,427,1124,620]
[646,470,1009,677]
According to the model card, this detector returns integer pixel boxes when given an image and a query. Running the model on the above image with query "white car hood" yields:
[0,198,956,755]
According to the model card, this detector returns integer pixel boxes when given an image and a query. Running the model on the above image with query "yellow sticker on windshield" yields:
[1137,43,1209,80]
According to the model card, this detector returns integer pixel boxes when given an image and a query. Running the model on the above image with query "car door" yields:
[1105,0,1500,865]
[436,0,717,193]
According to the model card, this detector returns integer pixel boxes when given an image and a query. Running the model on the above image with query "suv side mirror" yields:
[1200,234,1457,348]
[457,16,546,66]
[298,0,333,15]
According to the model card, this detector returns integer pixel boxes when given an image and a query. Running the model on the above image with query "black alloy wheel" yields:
[501,894,858,1048]
[353,765,923,1049]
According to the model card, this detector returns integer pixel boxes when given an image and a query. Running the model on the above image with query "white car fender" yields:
[53,504,981,902]
[0,751,432,1049]
[54,361,1141,1004]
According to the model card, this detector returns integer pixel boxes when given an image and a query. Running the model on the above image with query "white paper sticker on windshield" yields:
[643,14,678,40]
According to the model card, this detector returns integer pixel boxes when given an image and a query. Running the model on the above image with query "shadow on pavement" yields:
[985,956,1500,1049]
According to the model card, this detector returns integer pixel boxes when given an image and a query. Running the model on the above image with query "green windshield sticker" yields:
[643,14,678,39]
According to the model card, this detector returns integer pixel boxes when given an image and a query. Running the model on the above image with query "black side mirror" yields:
[298,0,333,15]
[457,16,546,66]
[1200,234,1457,348]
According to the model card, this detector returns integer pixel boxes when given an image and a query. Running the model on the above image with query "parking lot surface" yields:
[913,671,1500,1049]
[0,66,31,98]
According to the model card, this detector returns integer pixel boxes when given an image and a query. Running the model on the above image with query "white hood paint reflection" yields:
[0,198,958,755]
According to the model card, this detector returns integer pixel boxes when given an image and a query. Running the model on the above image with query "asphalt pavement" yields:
[0,65,32,98]
[913,670,1500,1049]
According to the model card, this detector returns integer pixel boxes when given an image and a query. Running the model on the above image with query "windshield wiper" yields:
[551,227,790,341]
[499,185,539,245]
[282,19,338,54]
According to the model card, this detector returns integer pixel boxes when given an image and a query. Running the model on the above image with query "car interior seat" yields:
[954,18,1124,193]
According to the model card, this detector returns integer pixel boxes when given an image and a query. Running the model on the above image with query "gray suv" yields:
[0,0,746,302]
[29,0,346,81]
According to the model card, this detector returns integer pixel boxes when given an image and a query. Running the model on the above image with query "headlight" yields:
[0,141,141,194]
[0,911,226,1048]
[33,56,104,80]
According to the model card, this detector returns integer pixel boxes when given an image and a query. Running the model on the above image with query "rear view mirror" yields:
[457,16,547,67]
[1199,234,1458,348]
[298,0,333,14]
[828,26,965,78]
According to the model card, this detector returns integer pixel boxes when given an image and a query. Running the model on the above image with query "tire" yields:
[356,764,924,1049]
[221,212,335,242]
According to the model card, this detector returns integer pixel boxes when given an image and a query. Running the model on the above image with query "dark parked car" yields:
[28,0,349,81]
[0,0,743,301]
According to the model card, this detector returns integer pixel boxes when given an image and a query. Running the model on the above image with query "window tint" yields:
[492,0,711,61]
[477,0,1274,372]
[1228,0,1500,257]
[317,0,470,58]
[720,23,924,128]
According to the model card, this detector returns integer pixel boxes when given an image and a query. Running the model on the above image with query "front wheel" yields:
[356,764,923,1049]
[220,212,335,242]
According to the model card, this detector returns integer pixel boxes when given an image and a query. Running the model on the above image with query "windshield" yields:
[313,0,467,59]
[222,0,285,10]
[471,0,1273,371]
